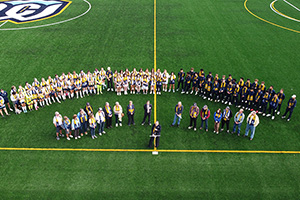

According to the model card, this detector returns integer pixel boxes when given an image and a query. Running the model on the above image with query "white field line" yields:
[270,0,300,22]
[283,0,300,12]
[0,20,7,27]
[0,0,91,31]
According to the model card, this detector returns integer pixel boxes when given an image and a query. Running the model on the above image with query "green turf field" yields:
[1,0,300,199]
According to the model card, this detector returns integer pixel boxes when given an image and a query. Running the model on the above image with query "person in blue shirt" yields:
[63,116,73,140]
[176,69,185,92]
[213,108,222,134]
[232,109,245,136]
[267,94,279,120]
[276,89,285,115]
[0,89,13,112]
[282,95,297,122]
[171,101,183,127]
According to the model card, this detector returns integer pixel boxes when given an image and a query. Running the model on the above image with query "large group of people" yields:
[176,68,296,121]
[0,67,297,144]
[0,67,297,122]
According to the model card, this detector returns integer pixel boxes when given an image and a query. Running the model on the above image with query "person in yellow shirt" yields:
[114,102,123,127]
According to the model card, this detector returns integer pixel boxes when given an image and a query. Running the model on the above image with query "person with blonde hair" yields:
[114,102,123,127]
[53,112,63,140]
[244,111,259,140]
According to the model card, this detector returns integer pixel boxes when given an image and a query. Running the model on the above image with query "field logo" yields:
[0,0,72,24]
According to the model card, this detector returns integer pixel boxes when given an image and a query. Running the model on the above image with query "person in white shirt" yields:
[113,102,123,127]
[162,69,169,92]
[95,108,106,135]
[244,111,260,140]
[10,91,21,114]
[53,111,64,140]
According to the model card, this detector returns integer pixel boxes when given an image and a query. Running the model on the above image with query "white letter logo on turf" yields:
[0,0,71,24]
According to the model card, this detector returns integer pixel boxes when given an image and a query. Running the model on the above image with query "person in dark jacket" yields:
[141,100,152,126]
[282,95,297,122]
[148,121,161,148]
[0,89,13,112]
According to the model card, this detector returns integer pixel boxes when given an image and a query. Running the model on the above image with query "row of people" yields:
[1,67,176,116]
[176,68,296,121]
[53,100,153,140]
[171,102,259,140]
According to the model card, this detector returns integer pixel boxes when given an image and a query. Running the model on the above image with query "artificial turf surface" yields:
[0,0,300,199]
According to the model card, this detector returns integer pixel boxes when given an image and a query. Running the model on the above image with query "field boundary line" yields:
[0,0,91,31]
[244,0,300,33]
[283,0,300,12]
[270,0,300,22]
[1,147,300,154]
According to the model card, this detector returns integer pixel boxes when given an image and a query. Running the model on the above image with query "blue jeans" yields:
[245,124,256,139]
[90,128,95,136]
[200,119,208,129]
[98,122,105,133]
[233,122,242,134]
[172,114,181,125]
[80,122,87,134]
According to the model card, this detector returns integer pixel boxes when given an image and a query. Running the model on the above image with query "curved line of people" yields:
[0,67,296,122]
[53,100,154,141]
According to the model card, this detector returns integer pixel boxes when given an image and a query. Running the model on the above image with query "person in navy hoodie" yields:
[282,95,297,122]
[267,93,279,120]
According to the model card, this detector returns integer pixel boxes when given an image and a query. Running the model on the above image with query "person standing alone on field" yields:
[148,121,161,148]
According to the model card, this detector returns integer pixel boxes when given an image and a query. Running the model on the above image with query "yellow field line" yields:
[244,0,300,33]
[1,147,300,154]
[153,0,157,151]
[271,0,300,21]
